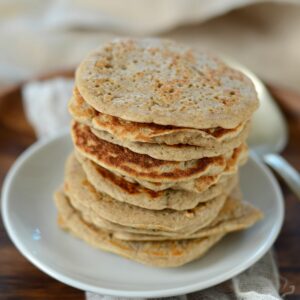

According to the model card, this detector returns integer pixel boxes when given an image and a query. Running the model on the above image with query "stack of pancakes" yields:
[54,38,263,267]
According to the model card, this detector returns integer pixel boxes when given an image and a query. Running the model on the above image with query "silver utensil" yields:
[225,57,300,199]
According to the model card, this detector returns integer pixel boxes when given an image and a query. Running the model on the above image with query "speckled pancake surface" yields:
[75,38,258,129]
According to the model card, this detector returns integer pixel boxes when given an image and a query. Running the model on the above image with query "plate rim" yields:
[1,132,284,298]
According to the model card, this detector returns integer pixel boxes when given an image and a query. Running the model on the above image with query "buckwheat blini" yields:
[54,38,262,268]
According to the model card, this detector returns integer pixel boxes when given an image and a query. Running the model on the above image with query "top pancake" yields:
[75,38,258,129]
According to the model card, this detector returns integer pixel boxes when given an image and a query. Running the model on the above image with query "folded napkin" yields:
[21,78,287,299]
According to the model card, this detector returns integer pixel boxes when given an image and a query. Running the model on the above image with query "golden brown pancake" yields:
[64,155,227,232]
[91,126,250,161]
[76,151,238,210]
[71,121,247,183]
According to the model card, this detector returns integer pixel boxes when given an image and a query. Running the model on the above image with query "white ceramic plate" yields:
[1,132,284,298]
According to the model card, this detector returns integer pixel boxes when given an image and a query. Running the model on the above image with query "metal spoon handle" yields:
[264,153,300,200]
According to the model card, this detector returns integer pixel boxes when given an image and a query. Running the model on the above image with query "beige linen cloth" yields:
[7,0,298,298]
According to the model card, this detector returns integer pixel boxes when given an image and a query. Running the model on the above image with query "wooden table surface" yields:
[0,80,299,299]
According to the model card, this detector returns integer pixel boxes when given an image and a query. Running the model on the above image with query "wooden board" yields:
[0,77,300,299]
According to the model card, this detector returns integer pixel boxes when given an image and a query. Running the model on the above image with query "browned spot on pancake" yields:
[73,88,85,105]
[202,124,242,138]
[92,161,162,199]
[225,143,246,171]
[81,179,98,194]
[108,239,131,251]
[195,175,217,188]
[71,88,97,118]
[193,173,223,192]
[170,244,184,256]
[72,122,224,180]
[185,209,196,218]
[151,182,162,186]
